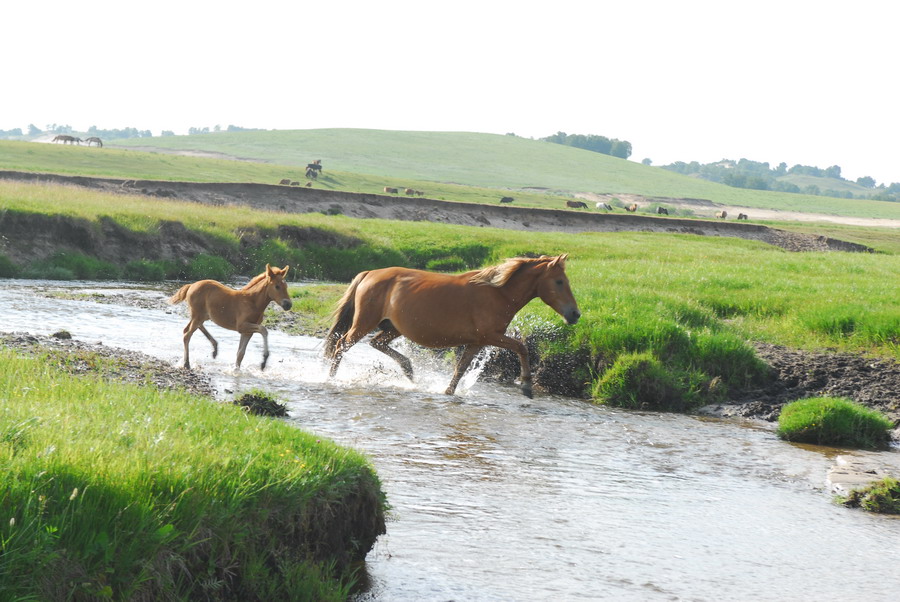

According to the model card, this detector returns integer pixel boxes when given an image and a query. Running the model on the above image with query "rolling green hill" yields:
[5,129,900,223]
[107,129,900,219]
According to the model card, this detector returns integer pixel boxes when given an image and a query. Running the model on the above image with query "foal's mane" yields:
[469,255,555,288]
[242,271,269,290]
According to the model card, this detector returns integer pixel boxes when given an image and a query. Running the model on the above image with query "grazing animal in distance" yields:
[596,202,613,211]
[384,187,399,194]
[290,181,300,186]
[716,210,728,219]
[325,255,580,398]
[500,196,514,203]
[169,264,293,371]
[415,190,425,196]
[84,136,103,147]
[566,200,588,209]
[405,188,416,195]
[306,181,313,187]
[279,178,291,185]
[737,213,748,220]
[657,206,669,215]
[52,134,78,144]
[626,203,638,212]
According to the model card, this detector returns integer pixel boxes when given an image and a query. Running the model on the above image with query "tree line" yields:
[661,158,900,202]
[0,124,257,140]
[537,131,633,159]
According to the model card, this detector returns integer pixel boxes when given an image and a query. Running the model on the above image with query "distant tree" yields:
[775,162,787,176]
[642,158,652,166]
[214,124,221,132]
[609,140,632,159]
[856,175,876,188]
[803,184,821,195]
[161,130,175,137]
[27,124,41,136]
[824,165,842,179]
[505,132,517,137]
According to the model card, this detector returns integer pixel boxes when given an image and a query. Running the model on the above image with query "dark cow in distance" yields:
[737,213,748,220]
[279,178,291,185]
[657,206,669,215]
[566,200,588,209]
[500,196,514,203]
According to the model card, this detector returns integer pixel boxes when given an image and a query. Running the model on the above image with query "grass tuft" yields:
[777,396,893,449]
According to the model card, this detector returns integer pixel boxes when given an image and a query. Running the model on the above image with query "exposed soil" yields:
[0,170,875,258]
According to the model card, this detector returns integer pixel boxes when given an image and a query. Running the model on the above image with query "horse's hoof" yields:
[521,386,533,399]
[260,362,267,371]
[212,351,218,359]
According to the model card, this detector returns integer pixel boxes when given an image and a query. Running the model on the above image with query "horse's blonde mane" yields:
[242,271,269,290]
[469,255,563,287]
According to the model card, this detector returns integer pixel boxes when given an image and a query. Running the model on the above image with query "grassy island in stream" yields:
[0,350,386,600]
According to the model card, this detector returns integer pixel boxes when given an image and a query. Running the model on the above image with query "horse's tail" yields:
[169,283,191,305]
[324,271,369,358]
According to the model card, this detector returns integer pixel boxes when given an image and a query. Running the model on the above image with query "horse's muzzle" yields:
[281,299,293,311]
[565,308,581,325]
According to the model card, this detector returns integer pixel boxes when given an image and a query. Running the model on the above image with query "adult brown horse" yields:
[169,264,293,370]
[324,254,580,398]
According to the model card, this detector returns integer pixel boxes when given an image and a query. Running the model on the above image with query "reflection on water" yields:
[3,279,900,601]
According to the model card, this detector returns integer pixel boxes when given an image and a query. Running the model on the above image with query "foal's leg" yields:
[197,325,218,359]
[369,328,413,380]
[182,321,218,369]
[444,345,484,395]
[236,324,267,370]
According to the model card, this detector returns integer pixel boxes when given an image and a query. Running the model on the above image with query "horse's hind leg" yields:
[198,325,218,359]
[445,345,483,395]
[370,328,413,381]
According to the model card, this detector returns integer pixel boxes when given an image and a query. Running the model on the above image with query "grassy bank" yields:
[0,350,386,600]
[2,179,899,407]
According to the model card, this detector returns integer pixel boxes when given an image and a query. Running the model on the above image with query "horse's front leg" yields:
[444,345,483,395]
[236,323,268,370]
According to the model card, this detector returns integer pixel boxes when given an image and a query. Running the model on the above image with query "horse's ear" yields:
[550,254,568,268]
[282,265,290,276]
[265,263,274,277]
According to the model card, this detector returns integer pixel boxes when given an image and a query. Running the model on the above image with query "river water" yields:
[2,279,899,601]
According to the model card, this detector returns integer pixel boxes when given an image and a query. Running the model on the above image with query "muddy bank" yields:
[0,170,874,253]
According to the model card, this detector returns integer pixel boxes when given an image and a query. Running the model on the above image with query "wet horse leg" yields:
[444,345,484,395]
[486,334,533,398]
[369,327,413,380]
[236,323,267,370]
[182,320,218,369]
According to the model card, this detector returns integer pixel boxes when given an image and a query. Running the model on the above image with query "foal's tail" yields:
[324,271,369,358]
[169,284,191,305]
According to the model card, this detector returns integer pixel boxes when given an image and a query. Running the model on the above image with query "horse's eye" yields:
[556,279,564,286]
[274,284,281,290]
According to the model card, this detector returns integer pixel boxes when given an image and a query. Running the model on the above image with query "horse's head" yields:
[535,254,581,325]
[265,264,293,310]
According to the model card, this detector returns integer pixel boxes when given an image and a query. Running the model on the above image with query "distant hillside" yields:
[5,130,900,222]
[107,129,900,219]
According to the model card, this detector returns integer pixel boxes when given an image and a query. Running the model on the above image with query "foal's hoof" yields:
[521,385,533,399]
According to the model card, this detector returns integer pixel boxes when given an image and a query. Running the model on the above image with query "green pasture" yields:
[2,179,898,406]
[0,350,385,600]
[7,132,900,221]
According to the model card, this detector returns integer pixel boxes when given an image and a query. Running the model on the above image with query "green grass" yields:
[777,397,894,449]
[840,477,900,514]
[7,133,900,222]
[0,350,386,600]
[3,177,900,405]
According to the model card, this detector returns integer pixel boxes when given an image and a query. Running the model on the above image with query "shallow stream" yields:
[2,280,899,601]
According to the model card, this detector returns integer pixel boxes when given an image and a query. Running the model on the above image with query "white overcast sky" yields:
[4,1,898,184]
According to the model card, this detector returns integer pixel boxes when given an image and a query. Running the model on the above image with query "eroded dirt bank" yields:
[0,170,874,253]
